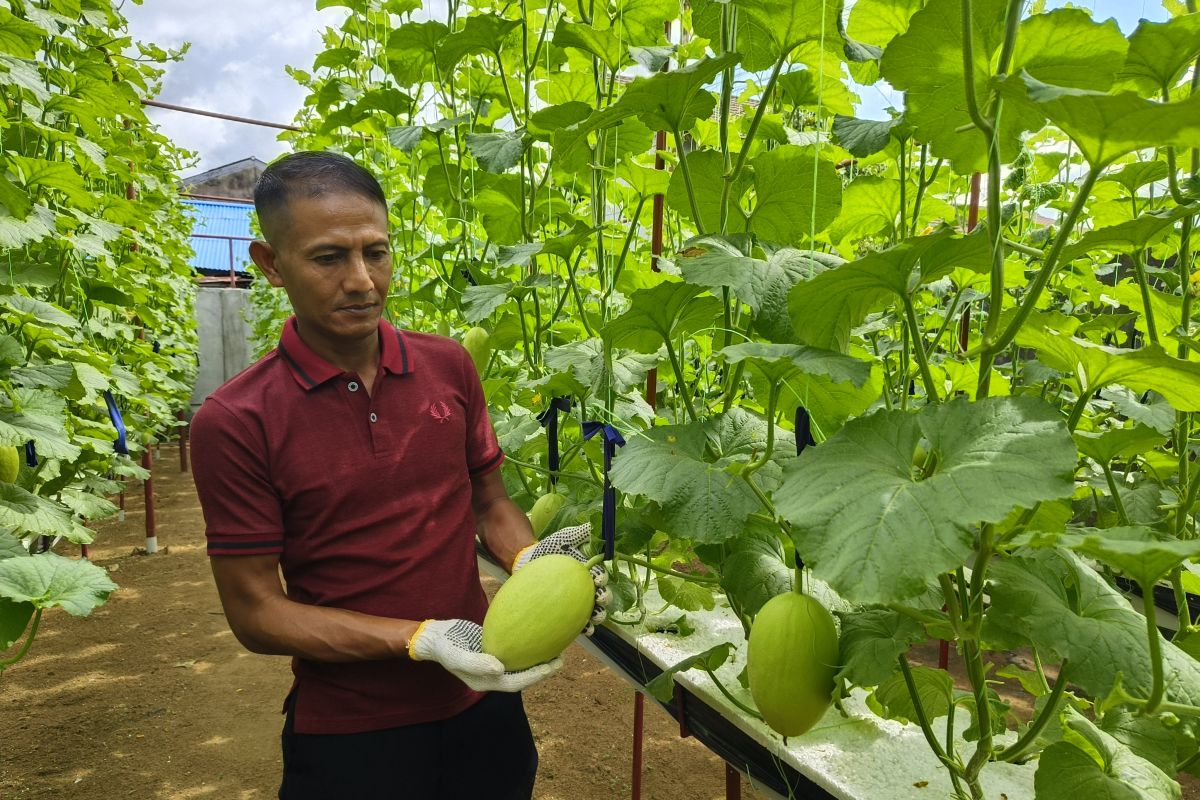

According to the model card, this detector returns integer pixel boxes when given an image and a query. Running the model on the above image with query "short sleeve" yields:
[460,345,504,477]
[190,397,286,556]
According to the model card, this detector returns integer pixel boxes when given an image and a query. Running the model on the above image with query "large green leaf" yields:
[436,13,520,71]
[0,552,116,616]
[603,280,722,353]
[553,21,625,70]
[0,388,80,459]
[666,150,751,234]
[720,342,870,388]
[609,424,761,544]
[728,0,843,72]
[845,0,921,48]
[677,236,831,341]
[719,525,792,618]
[776,396,1076,604]
[1074,425,1165,466]
[543,338,661,397]
[465,129,526,174]
[0,596,34,650]
[0,483,93,542]
[825,175,900,251]
[1015,323,1200,411]
[1035,709,1181,800]
[1118,12,1200,93]
[1059,205,1197,262]
[788,231,989,351]
[1018,526,1200,591]
[832,116,905,159]
[987,550,1200,708]
[836,608,926,686]
[1016,72,1200,168]
[747,145,842,246]
[881,4,1126,173]
[868,665,955,723]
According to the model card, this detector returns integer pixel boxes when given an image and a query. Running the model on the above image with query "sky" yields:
[123,0,1174,177]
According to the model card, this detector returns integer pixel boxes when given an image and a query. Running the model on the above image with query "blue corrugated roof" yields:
[183,199,255,274]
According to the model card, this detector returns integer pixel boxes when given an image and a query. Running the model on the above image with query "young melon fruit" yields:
[747,591,839,737]
[528,493,567,537]
[462,326,491,375]
[0,446,19,483]
[483,554,594,671]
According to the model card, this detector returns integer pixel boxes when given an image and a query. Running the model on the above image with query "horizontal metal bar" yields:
[142,99,300,131]
[191,233,255,241]
[182,192,255,204]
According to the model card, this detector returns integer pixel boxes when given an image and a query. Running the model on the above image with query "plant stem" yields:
[1131,250,1160,346]
[1102,463,1130,525]
[504,455,603,488]
[1141,578,1166,714]
[1170,567,1193,636]
[997,661,1071,762]
[616,553,721,584]
[743,383,780,473]
[704,667,765,720]
[663,335,699,423]
[985,169,1099,357]
[0,608,42,670]
[1065,387,1093,432]
[898,655,966,786]
[673,128,706,233]
[903,294,940,402]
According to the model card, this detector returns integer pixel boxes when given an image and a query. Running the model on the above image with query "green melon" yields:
[528,492,567,537]
[747,591,839,737]
[462,326,491,374]
[483,554,594,671]
[0,446,19,484]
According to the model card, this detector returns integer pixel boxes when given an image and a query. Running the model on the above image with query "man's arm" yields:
[209,554,419,662]
[471,468,535,573]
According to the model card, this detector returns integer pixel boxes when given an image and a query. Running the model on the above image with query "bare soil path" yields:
[0,444,769,800]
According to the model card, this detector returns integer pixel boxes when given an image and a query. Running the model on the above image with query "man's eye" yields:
[368,250,390,261]
[315,254,339,264]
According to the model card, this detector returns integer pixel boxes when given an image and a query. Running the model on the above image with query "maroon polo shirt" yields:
[190,316,504,734]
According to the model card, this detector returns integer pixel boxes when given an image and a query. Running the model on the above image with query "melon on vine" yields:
[462,326,491,375]
[528,492,566,537]
[0,446,19,483]
[747,590,839,737]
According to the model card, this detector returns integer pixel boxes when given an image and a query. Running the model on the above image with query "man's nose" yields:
[343,251,374,292]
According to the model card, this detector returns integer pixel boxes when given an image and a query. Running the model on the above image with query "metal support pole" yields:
[178,410,189,472]
[142,449,157,553]
[631,691,645,800]
[725,763,741,800]
[228,237,236,286]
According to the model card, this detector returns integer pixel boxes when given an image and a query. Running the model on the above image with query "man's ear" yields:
[249,240,285,287]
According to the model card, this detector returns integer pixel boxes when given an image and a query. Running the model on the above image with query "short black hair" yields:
[253,151,387,242]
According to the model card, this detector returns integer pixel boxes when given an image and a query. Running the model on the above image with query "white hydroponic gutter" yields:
[480,556,1036,800]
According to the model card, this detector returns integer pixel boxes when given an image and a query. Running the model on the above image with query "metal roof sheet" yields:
[183,199,255,274]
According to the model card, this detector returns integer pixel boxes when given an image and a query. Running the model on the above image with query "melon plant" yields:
[260,0,1200,796]
[483,554,596,671]
[746,589,839,737]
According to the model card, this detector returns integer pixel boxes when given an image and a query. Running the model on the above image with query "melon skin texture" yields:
[462,326,491,374]
[747,591,839,737]
[528,493,567,537]
[483,554,594,671]
[0,446,19,483]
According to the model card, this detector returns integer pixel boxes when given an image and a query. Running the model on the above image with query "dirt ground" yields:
[0,444,771,800]
[2,444,1196,800]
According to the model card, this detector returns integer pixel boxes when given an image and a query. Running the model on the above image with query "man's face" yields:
[253,191,391,353]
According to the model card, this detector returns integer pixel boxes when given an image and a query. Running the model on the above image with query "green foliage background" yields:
[0,0,199,666]
[255,0,1200,796]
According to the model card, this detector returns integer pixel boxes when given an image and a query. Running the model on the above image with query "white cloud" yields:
[123,0,348,175]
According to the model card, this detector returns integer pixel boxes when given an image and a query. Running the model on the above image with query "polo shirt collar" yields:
[277,317,415,391]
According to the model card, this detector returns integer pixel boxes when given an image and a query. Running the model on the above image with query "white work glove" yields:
[407,618,562,692]
[511,522,611,635]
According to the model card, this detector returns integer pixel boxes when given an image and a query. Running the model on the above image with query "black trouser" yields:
[279,692,538,799]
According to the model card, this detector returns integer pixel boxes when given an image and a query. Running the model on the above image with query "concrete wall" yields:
[190,287,256,412]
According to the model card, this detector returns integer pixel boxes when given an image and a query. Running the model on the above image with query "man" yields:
[190,151,608,799]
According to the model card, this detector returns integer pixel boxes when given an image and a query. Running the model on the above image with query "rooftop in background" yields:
[181,157,267,201]
[183,198,255,286]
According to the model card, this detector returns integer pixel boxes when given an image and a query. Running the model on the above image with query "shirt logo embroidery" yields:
[429,400,452,423]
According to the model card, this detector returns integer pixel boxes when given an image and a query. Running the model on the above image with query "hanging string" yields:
[808,0,828,247]
[537,395,573,484]
[104,389,129,455]
[581,419,625,559]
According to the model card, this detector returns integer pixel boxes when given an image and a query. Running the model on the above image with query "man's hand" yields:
[511,522,611,635]
[407,618,562,692]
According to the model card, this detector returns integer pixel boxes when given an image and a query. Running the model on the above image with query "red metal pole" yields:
[631,691,644,800]
[228,237,236,286]
[80,543,89,559]
[178,410,189,473]
[725,763,741,800]
[142,449,157,553]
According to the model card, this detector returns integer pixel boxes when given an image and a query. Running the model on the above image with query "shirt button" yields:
[348,381,359,392]
[369,412,378,423]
